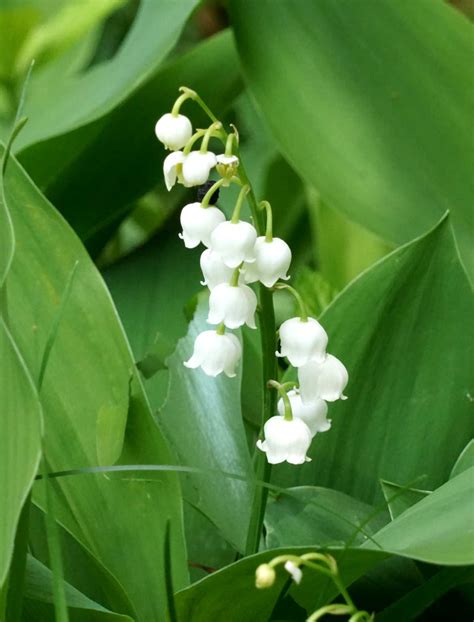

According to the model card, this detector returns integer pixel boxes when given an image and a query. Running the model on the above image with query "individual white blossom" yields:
[181,151,217,187]
[256,415,312,464]
[155,113,192,151]
[284,561,303,584]
[298,354,349,403]
[210,220,257,268]
[207,282,257,329]
[163,151,185,191]
[184,330,241,378]
[255,564,276,589]
[276,317,328,367]
[200,249,235,289]
[277,390,330,437]
[216,154,239,166]
[179,202,225,249]
[243,236,291,288]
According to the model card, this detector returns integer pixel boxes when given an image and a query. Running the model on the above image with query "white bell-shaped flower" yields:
[184,330,241,378]
[243,237,291,288]
[155,113,192,151]
[298,354,349,403]
[163,151,185,191]
[207,282,257,329]
[216,154,239,166]
[179,202,225,249]
[276,317,328,367]
[200,249,234,289]
[210,220,257,268]
[277,390,330,437]
[256,416,312,465]
[181,151,217,187]
[284,561,303,584]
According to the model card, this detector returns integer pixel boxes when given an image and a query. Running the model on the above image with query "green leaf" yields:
[367,468,474,565]
[0,318,42,589]
[20,30,242,251]
[159,299,254,552]
[265,486,388,549]
[380,480,431,521]
[23,555,133,622]
[175,546,388,621]
[230,0,474,281]
[17,0,199,149]
[274,217,474,504]
[1,145,187,621]
[377,566,474,622]
[450,439,474,479]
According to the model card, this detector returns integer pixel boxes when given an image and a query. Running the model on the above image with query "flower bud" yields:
[243,236,291,288]
[155,113,192,151]
[284,561,303,584]
[210,220,257,268]
[298,354,349,403]
[255,564,276,589]
[184,330,241,378]
[276,317,328,367]
[163,151,185,191]
[179,202,226,249]
[181,151,217,187]
[256,416,312,464]
[277,390,330,437]
[200,249,234,289]
[207,283,257,329]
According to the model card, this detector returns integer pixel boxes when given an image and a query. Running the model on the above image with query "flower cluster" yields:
[154,87,348,466]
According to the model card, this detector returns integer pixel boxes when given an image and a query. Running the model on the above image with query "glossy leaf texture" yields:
[175,546,388,621]
[265,486,388,549]
[18,30,242,252]
[158,300,253,553]
[274,217,474,504]
[16,0,199,148]
[1,146,187,621]
[230,0,474,282]
[0,319,42,588]
[367,468,474,565]
[23,555,133,622]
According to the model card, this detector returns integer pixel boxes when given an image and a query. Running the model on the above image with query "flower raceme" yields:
[154,88,349,467]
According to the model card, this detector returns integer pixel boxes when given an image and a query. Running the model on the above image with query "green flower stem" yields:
[230,184,250,224]
[306,604,353,622]
[200,122,222,153]
[260,200,273,242]
[201,178,226,208]
[216,322,226,336]
[225,132,237,156]
[230,266,241,287]
[171,88,196,116]
[274,283,308,321]
[267,380,292,421]
[186,90,277,556]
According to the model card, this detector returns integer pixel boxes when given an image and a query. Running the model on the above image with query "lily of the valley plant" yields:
[155,87,349,466]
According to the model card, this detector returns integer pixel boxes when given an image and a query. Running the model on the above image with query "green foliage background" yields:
[0,1,473,621]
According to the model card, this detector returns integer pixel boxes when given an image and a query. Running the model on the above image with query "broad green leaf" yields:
[175,546,389,621]
[377,566,474,622]
[274,217,474,504]
[367,468,474,565]
[159,299,253,552]
[450,439,474,479]
[19,30,242,251]
[23,555,133,621]
[230,0,474,281]
[265,487,388,550]
[380,480,431,521]
[0,319,42,589]
[17,0,199,149]
[28,503,136,618]
[1,145,187,621]
[14,0,125,74]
